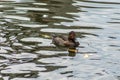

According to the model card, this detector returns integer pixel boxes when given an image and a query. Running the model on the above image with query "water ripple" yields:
[15,7,49,12]
[0,0,120,80]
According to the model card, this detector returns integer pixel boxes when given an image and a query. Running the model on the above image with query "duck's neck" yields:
[68,38,76,43]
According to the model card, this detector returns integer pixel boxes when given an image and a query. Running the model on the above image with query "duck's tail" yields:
[51,34,57,44]
[51,34,57,38]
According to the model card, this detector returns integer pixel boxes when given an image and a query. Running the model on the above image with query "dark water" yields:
[0,0,120,80]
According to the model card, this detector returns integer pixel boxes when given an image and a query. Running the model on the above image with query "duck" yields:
[52,31,80,48]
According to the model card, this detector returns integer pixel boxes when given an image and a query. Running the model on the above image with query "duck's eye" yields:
[70,34,75,38]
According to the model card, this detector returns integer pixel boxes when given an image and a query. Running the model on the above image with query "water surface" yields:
[0,0,120,80]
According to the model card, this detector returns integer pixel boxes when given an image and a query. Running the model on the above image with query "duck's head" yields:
[68,31,76,41]
[68,31,80,47]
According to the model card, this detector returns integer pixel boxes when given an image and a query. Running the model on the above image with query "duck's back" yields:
[59,35,68,41]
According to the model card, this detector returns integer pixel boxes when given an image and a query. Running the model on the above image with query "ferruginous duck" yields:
[52,31,79,48]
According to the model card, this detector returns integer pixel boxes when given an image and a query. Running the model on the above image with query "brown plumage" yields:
[52,31,79,48]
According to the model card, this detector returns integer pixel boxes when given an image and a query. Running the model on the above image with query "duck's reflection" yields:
[68,48,77,57]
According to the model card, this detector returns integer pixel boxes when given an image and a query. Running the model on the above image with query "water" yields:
[0,0,120,80]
